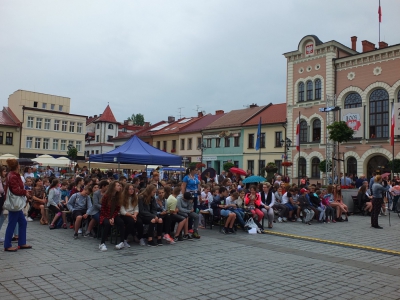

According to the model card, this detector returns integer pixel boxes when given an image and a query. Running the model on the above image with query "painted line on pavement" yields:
[263,230,400,256]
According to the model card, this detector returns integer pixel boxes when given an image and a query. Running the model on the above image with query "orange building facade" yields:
[284,35,400,181]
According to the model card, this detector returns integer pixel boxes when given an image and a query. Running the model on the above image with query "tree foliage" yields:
[319,159,332,173]
[67,146,78,161]
[327,121,354,143]
[127,113,145,126]
[387,159,400,173]
[223,162,235,173]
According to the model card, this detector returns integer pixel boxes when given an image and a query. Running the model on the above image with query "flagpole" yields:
[379,0,381,42]
[259,118,262,176]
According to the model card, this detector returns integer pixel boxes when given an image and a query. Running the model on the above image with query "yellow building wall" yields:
[0,125,21,157]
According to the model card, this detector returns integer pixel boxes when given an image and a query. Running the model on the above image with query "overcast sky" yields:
[1,0,399,124]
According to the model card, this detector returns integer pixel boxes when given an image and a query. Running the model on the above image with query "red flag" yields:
[378,1,382,23]
[391,102,395,146]
[296,121,300,151]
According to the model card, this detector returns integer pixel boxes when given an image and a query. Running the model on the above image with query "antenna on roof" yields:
[243,105,250,108]
[194,105,201,113]
[178,107,184,119]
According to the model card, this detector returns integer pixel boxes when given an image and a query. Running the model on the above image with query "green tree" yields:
[318,159,332,173]
[127,113,145,126]
[223,162,234,173]
[327,121,354,182]
[387,159,400,173]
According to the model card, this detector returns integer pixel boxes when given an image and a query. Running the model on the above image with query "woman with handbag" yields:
[4,159,32,252]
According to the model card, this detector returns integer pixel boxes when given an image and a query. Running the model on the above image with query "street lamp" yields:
[280,138,293,182]
[197,140,209,170]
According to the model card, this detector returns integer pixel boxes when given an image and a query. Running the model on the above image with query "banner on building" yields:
[394,102,400,136]
[341,107,363,138]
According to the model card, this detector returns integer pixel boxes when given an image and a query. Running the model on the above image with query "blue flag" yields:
[255,117,261,150]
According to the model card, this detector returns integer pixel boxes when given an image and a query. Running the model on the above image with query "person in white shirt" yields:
[119,184,142,248]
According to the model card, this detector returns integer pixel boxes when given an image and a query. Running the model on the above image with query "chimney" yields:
[379,41,388,49]
[215,110,224,115]
[362,40,375,52]
[249,103,258,108]
[144,122,150,127]
[124,120,128,125]
[351,36,357,51]
[198,111,203,117]
[168,116,175,123]
[94,115,97,118]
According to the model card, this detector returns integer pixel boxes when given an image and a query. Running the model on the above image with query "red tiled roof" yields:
[151,117,200,136]
[86,116,98,126]
[112,121,167,140]
[179,113,226,133]
[205,105,268,130]
[0,107,20,127]
[243,103,286,126]
[95,105,118,123]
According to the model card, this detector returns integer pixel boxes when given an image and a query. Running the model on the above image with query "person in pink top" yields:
[390,182,400,212]
[244,185,264,222]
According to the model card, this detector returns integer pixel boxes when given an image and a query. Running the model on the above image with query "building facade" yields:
[0,107,21,157]
[8,90,86,159]
[285,35,400,181]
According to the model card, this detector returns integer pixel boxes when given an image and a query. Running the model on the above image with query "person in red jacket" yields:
[99,181,125,251]
[4,159,32,252]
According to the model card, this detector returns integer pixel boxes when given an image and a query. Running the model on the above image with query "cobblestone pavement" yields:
[1,214,400,300]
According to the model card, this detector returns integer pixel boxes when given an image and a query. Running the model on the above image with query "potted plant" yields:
[171,148,176,153]
[282,161,293,167]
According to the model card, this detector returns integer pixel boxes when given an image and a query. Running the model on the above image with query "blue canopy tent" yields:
[89,135,182,166]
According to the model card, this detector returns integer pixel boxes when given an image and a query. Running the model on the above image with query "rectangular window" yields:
[215,138,220,148]
[36,117,42,129]
[275,160,282,175]
[224,137,230,147]
[260,133,265,148]
[156,141,161,149]
[44,118,51,130]
[51,104,55,110]
[163,141,167,151]
[35,138,41,149]
[42,103,47,109]
[54,120,60,131]
[59,105,63,112]
[43,138,49,150]
[0,132,3,144]
[91,150,94,154]
[76,141,81,152]
[68,141,74,148]
[107,135,113,142]
[248,160,254,175]
[234,161,239,168]
[77,122,83,133]
[258,160,265,175]
[188,138,192,150]
[6,132,13,145]
[60,140,66,151]
[33,101,38,108]
[96,150,99,154]
[172,140,176,151]
[234,136,240,147]
[69,122,75,132]
[180,139,185,150]
[197,137,201,149]
[26,137,32,148]
[248,134,254,148]
[96,135,99,142]
[27,116,34,128]
[275,131,282,147]
[206,138,211,148]
[53,139,59,150]
[62,121,67,131]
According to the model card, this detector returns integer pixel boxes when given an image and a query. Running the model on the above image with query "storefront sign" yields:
[203,134,220,139]
[203,156,217,161]
[342,107,363,138]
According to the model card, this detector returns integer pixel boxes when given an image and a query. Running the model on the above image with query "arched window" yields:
[298,82,304,102]
[347,157,357,178]
[369,89,389,138]
[306,81,313,100]
[312,119,321,142]
[314,79,321,100]
[108,124,114,130]
[300,120,308,143]
[96,123,100,129]
[311,157,320,178]
[298,157,306,178]
[344,93,362,108]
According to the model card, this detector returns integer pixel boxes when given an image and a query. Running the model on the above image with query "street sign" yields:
[319,106,340,112]
[203,156,217,161]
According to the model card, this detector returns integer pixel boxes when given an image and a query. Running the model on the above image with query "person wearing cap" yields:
[177,192,200,239]
[298,188,314,225]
